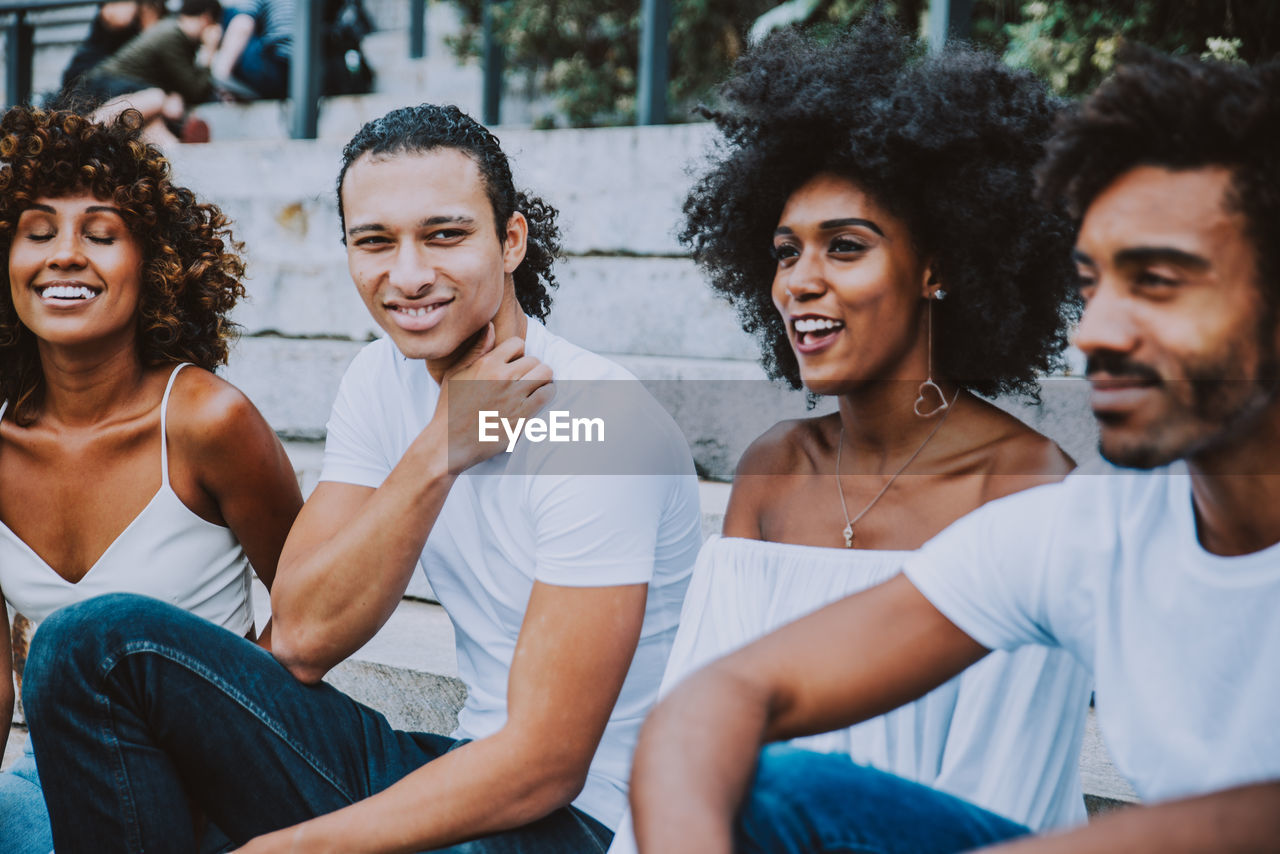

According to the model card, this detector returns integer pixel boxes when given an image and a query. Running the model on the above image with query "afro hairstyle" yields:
[681,18,1080,398]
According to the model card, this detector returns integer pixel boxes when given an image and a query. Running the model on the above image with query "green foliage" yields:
[447,0,774,127]
[447,0,1280,125]
[973,0,1279,95]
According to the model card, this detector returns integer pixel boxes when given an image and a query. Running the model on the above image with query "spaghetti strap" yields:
[0,400,7,421]
[159,363,192,486]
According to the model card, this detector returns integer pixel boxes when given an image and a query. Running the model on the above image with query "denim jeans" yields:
[23,594,613,853]
[735,746,1032,854]
[0,738,53,854]
[220,10,288,99]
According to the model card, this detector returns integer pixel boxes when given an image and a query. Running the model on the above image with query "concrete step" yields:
[1081,707,1140,812]
[3,725,24,771]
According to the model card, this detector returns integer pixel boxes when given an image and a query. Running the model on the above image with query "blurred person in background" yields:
[78,0,224,146]
[211,0,293,99]
[60,1,167,96]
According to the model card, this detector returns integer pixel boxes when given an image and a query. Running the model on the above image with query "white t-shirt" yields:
[904,461,1280,805]
[319,319,703,829]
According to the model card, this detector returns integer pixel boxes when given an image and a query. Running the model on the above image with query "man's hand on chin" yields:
[432,322,555,473]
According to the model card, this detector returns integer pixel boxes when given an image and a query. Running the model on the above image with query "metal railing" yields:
[0,0,94,110]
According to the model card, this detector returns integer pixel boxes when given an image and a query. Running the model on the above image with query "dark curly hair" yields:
[0,107,245,425]
[336,103,562,321]
[681,19,1079,398]
[1038,46,1280,312]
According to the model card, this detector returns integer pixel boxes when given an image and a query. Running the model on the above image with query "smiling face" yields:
[1074,165,1280,469]
[771,173,932,396]
[7,192,144,353]
[341,148,527,377]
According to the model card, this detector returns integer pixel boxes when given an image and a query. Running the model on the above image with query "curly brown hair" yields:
[0,107,245,424]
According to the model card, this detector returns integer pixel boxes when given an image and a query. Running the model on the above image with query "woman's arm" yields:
[167,370,303,593]
[1,601,13,751]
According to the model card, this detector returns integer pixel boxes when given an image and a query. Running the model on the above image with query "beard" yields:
[1092,339,1280,471]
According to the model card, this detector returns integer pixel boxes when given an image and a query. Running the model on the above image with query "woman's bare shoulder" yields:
[163,366,275,458]
[734,416,832,477]
[723,416,833,538]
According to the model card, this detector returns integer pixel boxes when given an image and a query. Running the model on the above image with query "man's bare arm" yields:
[981,782,1280,854]
[630,573,988,854]
[270,331,553,683]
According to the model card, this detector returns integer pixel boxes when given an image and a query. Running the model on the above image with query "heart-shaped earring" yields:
[915,294,949,417]
[914,378,949,417]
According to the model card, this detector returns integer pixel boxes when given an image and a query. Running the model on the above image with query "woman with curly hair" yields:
[612,21,1092,853]
[0,107,302,851]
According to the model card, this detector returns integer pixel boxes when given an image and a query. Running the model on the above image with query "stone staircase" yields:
[3,0,1130,817]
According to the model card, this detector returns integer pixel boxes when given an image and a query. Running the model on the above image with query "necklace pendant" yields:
[842,523,854,548]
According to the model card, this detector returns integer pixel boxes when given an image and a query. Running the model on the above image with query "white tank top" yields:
[0,363,254,635]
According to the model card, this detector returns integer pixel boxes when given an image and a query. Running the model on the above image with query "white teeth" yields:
[40,285,95,300]
[396,304,441,317]
[794,317,842,334]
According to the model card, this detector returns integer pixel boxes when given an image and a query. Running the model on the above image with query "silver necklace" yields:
[835,390,959,548]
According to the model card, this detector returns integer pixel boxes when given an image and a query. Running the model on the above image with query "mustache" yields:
[1085,352,1162,383]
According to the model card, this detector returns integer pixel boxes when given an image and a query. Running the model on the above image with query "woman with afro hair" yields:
[614,20,1092,853]
[0,107,302,851]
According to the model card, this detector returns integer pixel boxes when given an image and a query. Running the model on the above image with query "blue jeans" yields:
[736,746,1031,854]
[222,11,288,99]
[23,594,612,853]
[0,738,53,854]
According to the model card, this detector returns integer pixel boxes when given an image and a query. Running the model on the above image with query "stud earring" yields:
[914,294,949,418]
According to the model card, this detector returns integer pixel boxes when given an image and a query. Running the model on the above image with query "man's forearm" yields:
[631,663,774,854]
[981,782,1280,854]
[238,728,585,854]
[269,422,457,682]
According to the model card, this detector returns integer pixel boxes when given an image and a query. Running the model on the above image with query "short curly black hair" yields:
[1038,46,1280,311]
[0,107,245,425]
[681,19,1079,397]
[336,103,562,321]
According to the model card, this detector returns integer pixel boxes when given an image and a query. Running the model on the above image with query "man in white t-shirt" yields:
[629,48,1280,854]
[25,104,701,853]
